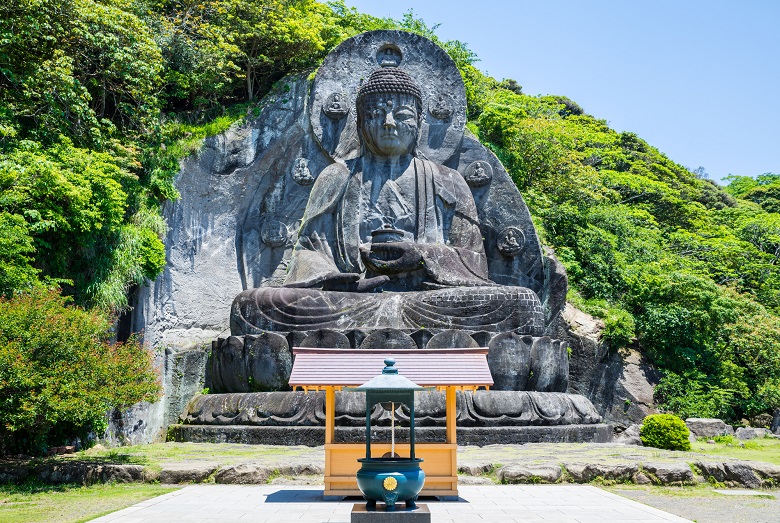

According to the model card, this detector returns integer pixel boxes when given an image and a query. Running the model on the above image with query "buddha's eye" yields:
[394,109,415,121]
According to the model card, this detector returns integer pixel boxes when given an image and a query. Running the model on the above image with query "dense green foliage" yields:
[639,414,691,451]
[461,65,780,421]
[0,288,161,454]
[1,0,779,428]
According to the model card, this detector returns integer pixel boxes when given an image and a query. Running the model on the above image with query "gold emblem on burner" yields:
[383,476,398,491]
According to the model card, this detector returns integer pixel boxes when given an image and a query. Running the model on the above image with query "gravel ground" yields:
[608,486,780,523]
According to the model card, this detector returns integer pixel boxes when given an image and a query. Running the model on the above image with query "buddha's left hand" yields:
[360,242,423,274]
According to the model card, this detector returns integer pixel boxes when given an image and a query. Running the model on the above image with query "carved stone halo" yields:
[463,161,493,187]
[322,92,349,120]
[497,226,525,257]
[261,219,289,247]
[429,93,453,120]
[309,30,467,164]
[291,158,314,186]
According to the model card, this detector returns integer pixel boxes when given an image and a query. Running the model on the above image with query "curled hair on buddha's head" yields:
[356,65,423,111]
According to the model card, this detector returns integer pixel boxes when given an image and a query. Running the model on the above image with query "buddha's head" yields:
[356,66,423,157]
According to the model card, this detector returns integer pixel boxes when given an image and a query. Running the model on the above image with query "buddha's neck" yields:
[363,152,414,180]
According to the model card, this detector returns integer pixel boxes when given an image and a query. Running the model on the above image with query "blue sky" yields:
[346,0,779,184]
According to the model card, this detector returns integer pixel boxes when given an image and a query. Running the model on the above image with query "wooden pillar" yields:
[325,386,335,444]
[445,385,457,444]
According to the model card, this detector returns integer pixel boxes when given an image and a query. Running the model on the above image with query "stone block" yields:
[564,463,638,483]
[642,463,695,485]
[528,336,568,392]
[299,329,350,349]
[735,427,770,440]
[214,463,271,484]
[426,330,478,349]
[613,423,642,446]
[360,329,416,350]
[159,463,218,484]
[723,462,762,488]
[210,333,291,393]
[498,463,561,484]
[351,503,430,523]
[749,461,780,483]
[487,332,531,390]
[685,418,734,438]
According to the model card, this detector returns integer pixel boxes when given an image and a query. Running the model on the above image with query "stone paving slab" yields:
[91,485,692,523]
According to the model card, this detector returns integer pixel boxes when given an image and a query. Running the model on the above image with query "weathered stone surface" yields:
[735,427,770,440]
[633,471,652,485]
[564,463,638,483]
[696,461,762,488]
[686,418,734,438]
[426,330,478,349]
[214,463,270,484]
[233,287,546,334]
[0,461,31,483]
[749,461,780,483]
[528,337,568,392]
[642,463,695,485]
[170,424,612,446]
[299,329,350,349]
[457,463,492,476]
[159,463,218,484]
[498,464,562,484]
[183,391,602,428]
[210,333,291,393]
[162,345,209,427]
[35,463,145,485]
[487,332,531,391]
[360,329,417,351]
[541,252,568,327]
[554,304,659,426]
[455,426,612,445]
[613,423,642,446]
[104,344,208,447]
[772,408,780,434]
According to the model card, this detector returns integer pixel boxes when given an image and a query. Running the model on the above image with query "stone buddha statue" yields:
[231,63,544,336]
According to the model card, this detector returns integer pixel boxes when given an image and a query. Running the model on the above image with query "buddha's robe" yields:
[231,157,544,334]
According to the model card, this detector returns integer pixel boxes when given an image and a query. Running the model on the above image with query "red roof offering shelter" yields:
[289,347,494,389]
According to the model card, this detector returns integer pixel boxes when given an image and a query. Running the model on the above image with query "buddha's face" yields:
[359,93,419,157]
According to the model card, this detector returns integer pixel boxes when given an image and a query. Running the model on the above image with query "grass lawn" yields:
[62,442,323,473]
[0,482,177,523]
[687,436,780,465]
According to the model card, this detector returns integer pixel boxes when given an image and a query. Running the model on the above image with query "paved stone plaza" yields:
[91,484,692,522]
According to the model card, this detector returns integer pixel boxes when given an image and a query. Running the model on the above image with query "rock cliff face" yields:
[110,61,655,443]
[552,304,659,426]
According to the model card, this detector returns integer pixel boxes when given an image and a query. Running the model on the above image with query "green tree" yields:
[0,288,160,454]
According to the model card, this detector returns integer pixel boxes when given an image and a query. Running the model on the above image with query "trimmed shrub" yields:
[640,414,691,451]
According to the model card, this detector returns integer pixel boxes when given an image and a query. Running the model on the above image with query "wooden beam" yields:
[325,386,335,445]
[445,385,457,444]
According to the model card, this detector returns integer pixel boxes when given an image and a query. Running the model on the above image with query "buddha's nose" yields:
[383,111,396,128]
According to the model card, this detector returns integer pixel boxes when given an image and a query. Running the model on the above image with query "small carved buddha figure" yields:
[231,64,544,334]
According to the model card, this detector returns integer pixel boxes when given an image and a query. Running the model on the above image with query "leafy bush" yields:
[640,414,691,451]
[0,288,161,455]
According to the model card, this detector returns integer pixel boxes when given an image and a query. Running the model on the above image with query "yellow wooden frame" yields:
[322,384,460,499]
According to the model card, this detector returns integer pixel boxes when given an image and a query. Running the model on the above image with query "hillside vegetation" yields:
[1,0,779,445]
